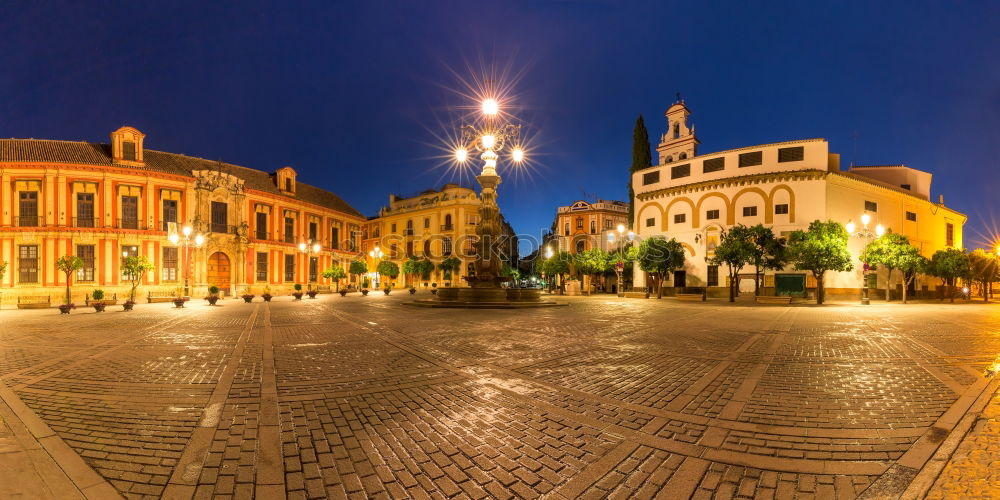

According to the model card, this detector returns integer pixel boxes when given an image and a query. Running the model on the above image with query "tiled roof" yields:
[0,139,363,218]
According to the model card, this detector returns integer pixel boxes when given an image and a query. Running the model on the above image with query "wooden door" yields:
[207,252,231,294]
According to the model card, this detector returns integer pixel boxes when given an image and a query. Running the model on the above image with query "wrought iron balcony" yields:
[15,215,40,227]
[73,217,97,228]
[117,218,145,230]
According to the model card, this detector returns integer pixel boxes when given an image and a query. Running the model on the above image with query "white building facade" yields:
[631,100,966,299]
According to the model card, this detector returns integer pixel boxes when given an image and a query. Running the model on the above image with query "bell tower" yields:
[656,94,699,164]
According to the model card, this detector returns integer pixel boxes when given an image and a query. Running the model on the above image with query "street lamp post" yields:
[607,224,635,297]
[298,240,322,295]
[544,245,554,293]
[368,246,384,288]
[169,225,204,298]
[845,213,885,305]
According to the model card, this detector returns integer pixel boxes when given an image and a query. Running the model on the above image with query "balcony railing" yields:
[73,217,97,228]
[210,223,238,235]
[161,221,177,232]
[15,216,40,227]
[404,229,414,236]
[441,224,454,231]
[283,233,295,244]
[117,218,145,230]
[255,230,269,240]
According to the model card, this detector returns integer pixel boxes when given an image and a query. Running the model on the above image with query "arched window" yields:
[563,223,570,235]
[665,155,673,164]
[442,237,452,256]
[673,123,680,139]
[575,240,586,253]
[679,152,687,160]
[423,240,431,256]
[444,214,452,229]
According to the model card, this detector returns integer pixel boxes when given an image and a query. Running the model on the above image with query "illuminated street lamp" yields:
[169,225,204,297]
[845,213,885,305]
[368,246,384,288]
[607,223,635,297]
[299,240,322,295]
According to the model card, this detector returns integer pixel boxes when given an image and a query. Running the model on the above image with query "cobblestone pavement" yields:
[0,293,998,499]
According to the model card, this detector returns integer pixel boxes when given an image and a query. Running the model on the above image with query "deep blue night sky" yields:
[2,1,997,253]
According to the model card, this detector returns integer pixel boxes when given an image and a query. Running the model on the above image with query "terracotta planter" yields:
[339,290,347,297]
[262,294,272,302]
[242,295,255,303]
[92,302,106,312]
[122,301,135,311]
[58,304,74,314]
[292,292,303,300]
[206,296,219,306]
[173,298,186,308]
[384,289,391,295]
[361,289,369,296]
[409,288,416,295]
[306,291,318,299]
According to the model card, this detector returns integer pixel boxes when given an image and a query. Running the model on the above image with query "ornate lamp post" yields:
[454,97,524,287]
[607,223,635,297]
[169,225,204,297]
[845,213,885,305]
[368,246,384,288]
[298,240,322,294]
[544,245,554,293]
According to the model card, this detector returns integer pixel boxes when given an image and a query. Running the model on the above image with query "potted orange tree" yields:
[121,255,153,311]
[55,255,83,314]
[205,285,221,305]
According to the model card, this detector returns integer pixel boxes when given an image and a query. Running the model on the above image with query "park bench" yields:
[315,285,332,294]
[624,291,647,298]
[86,293,119,305]
[676,293,705,302]
[147,290,177,303]
[17,295,51,309]
[755,295,792,305]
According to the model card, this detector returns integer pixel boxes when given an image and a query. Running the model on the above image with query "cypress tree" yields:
[628,115,652,228]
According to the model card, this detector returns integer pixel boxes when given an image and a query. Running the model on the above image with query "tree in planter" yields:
[786,220,853,305]
[417,258,435,287]
[402,257,421,288]
[376,261,400,289]
[55,255,84,307]
[747,224,787,296]
[348,260,367,289]
[861,231,913,302]
[967,249,997,302]
[121,255,154,304]
[636,236,685,299]
[895,245,929,304]
[321,264,347,291]
[438,256,462,286]
[928,248,971,303]
[574,249,611,295]
[711,225,756,302]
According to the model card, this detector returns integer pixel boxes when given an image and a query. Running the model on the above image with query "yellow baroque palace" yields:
[0,126,367,307]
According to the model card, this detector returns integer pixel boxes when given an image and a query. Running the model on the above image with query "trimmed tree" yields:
[321,264,347,291]
[786,220,853,305]
[55,255,84,306]
[967,249,998,302]
[636,236,685,299]
[417,258,435,285]
[402,257,420,287]
[628,115,652,229]
[543,251,573,294]
[711,225,756,302]
[121,255,154,303]
[747,224,787,296]
[574,248,611,295]
[861,231,912,301]
[928,248,970,302]
[895,245,929,304]
[348,260,368,289]
[438,256,462,285]
[376,261,400,288]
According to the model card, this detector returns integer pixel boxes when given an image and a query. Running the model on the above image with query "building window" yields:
[256,212,268,240]
[121,195,139,229]
[122,141,136,161]
[406,241,414,258]
[284,217,295,243]
[76,193,95,228]
[162,247,178,281]
[563,223,570,235]
[946,223,954,247]
[405,220,413,236]
[671,163,691,179]
[285,178,292,192]
[864,201,878,212]
[211,201,228,233]
[576,218,583,229]
[777,146,804,162]
[665,155,673,164]
[642,171,660,185]
[703,158,725,173]
[18,245,38,283]
[906,211,917,222]
[284,254,295,282]
[18,191,39,227]
[77,245,95,282]
[679,152,688,160]
[645,217,656,227]
[444,214,453,230]
[673,123,680,139]
[674,213,686,224]
[443,238,453,256]
[391,223,397,233]
[707,265,719,287]
[162,199,177,231]
[424,218,430,229]
[309,221,318,241]
[738,151,762,168]
[256,252,268,282]
[575,240,586,253]
[330,226,340,249]
[604,219,613,230]
[706,209,720,220]
[775,204,789,215]
[423,240,432,256]
[743,206,758,217]
[590,221,596,234]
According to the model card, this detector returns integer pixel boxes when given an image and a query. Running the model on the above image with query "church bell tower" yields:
[656,94,699,165]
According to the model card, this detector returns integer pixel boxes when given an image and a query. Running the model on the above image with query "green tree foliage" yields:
[121,255,154,302]
[0,260,7,284]
[321,264,347,291]
[55,255,84,305]
[417,258,435,281]
[861,231,915,302]
[438,256,462,283]
[628,115,652,229]
[711,225,757,302]
[967,249,997,302]
[895,244,929,304]
[348,260,367,288]
[376,261,399,285]
[786,220,853,305]
[402,257,420,286]
[928,248,971,302]
[539,251,573,294]
[636,236,685,299]
[747,224,787,297]
[574,248,611,295]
